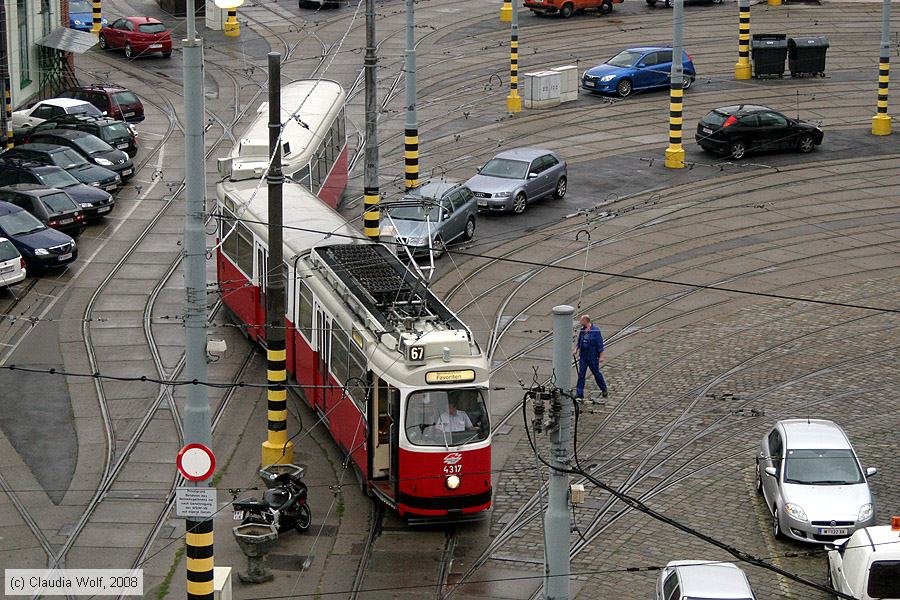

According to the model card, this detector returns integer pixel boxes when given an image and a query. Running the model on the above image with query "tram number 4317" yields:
[443,465,462,474]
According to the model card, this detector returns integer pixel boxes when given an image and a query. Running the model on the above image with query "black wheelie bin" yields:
[752,34,788,78]
[788,36,829,77]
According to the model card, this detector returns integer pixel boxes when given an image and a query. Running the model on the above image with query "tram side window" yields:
[236,224,254,276]
[317,150,329,189]
[330,328,350,386]
[297,279,313,341]
[347,344,367,410]
[292,164,311,189]
[324,128,334,166]
[334,110,345,154]
[310,155,322,192]
[405,389,489,447]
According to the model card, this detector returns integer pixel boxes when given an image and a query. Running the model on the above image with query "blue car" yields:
[0,201,77,272]
[68,0,107,31]
[582,46,696,97]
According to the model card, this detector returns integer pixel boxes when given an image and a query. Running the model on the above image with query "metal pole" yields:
[0,1,14,149]
[545,304,573,600]
[363,0,380,240]
[91,0,102,35]
[182,0,214,596]
[665,0,685,169]
[872,0,892,135]
[261,53,293,467]
[507,0,522,114]
[735,0,751,80]
[404,0,419,190]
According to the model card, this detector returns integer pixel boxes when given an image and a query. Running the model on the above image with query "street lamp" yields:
[215,0,244,37]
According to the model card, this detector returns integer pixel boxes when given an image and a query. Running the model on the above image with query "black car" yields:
[0,201,77,272]
[0,158,115,220]
[0,144,121,192]
[695,105,824,160]
[0,185,85,236]
[28,129,134,180]
[30,114,138,157]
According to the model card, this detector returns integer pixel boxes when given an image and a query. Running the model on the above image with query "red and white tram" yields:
[216,179,493,517]
[217,79,348,208]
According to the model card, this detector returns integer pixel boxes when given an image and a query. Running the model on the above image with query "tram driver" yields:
[437,399,476,433]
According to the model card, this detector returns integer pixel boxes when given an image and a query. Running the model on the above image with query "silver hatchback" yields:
[383,181,477,256]
[465,148,567,214]
[655,561,756,600]
[756,419,877,544]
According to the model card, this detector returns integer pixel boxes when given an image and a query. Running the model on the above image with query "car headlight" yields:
[34,248,50,256]
[600,75,615,82]
[80,202,93,209]
[96,158,114,166]
[445,475,461,490]
[114,175,121,182]
[785,503,807,521]
[493,191,511,198]
[858,503,874,521]
[90,181,101,187]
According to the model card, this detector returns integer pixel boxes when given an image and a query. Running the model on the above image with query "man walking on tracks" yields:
[573,314,608,399]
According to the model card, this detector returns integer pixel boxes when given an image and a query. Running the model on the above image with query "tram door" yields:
[312,301,332,415]
[369,376,399,481]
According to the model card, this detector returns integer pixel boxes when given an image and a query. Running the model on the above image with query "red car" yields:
[98,17,172,59]
[58,85,145,123]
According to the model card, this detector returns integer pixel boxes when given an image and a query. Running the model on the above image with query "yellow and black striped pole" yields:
[363,188,380,239]
[91,0,102,35]
[186,518,214,600]
[224,8,240,37]
[3,76,12,149]
[404,0,419,190]
[363,0,380,240]
[735,0,751,80]
[505,0,522,114]
[872,0,892,136]
[665,0,685,169]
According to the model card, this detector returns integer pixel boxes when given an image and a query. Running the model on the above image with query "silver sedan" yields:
[465,147,567,214]
[756,419,877,544]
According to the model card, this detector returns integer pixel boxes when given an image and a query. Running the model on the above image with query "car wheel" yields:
[124,42,133,58]
[711,0,723,4]
[755,462,763,495]
[772,507,786,540]
[616,78,633,97]
[682,75,693,90]
[560,2,574,17]
[729,140,747,160]
[463,216,475,241]
[664,0,672,6]
[599,0,613,14]
[98,34,109,50]
[293,504,311,532]
[646,0,658,4]
[513,192,527,214]
[798,133,816,153]
[553,176,567,199]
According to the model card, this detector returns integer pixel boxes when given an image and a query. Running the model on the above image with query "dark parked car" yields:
[0,201,77,272]
[0,185,85,236]
[465,148,567,214]
[0,158,115,219]
[695,104,824,160]
[59,84,145,123]
[30,114,138,157]
[28,129,134,180]
[384,181,477,257]
[0,144,121,192]
[99,16,173,58]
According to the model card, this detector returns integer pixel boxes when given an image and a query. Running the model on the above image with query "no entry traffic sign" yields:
[176,443,216,482]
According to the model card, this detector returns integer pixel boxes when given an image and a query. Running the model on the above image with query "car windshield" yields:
[480,158,529,180]
[70,0,92,11]
[41,192,77,213]
[74,135,114,155]
[386,200,444,222]
[784,449,864,485]
[405,388,489,448]
[0,210,46,236]
[607,50,643,67]
[0,240,19,261]
[37,168,79,188]
[99,123,131,142]
[138,23,166,33]
[112,91,140,105]
[70,104,102,117]
[52,149,90,169]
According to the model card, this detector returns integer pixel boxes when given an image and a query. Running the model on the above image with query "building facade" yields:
[1,0,67,109]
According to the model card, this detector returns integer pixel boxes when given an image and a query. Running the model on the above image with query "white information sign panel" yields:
[175,487,217,519]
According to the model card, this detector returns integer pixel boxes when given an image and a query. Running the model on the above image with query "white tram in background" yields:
[216,170,493,518]
[217,79,348,208]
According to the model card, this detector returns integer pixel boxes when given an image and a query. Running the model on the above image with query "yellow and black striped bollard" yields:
[735,0,751,80]
[186,518,214,600]
[363,187,380,240]
[404,129,419,190]
[664,83,685,169]
[506,1,522,114]
[261,344,293,466]
[224,8,240,37]
[91,0,102,35]
[872,57,891,135]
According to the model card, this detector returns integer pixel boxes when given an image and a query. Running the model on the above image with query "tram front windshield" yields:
[405,388,489,448]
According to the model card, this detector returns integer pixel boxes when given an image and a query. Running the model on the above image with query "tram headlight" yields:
[445,475,461,490]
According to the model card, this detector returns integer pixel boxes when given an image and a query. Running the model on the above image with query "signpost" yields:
[177,443,216,482]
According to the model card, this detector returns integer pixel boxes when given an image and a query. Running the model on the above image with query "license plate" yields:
[233,510,244,520]
[98,206,111,213]
[1,265,14,273]
[124,112,135,117]
[58,253,73,261]
[818,527,849,536]
[150,44,163,49]
[702,127,713,134]
[122,168,133,176]
[104,184,118,191]
[60,218,73,225]
[584,81,594,87]
[477,201,487,207]
[117,143,130,149]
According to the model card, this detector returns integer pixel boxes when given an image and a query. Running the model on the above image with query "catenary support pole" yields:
[181,0,214,597]
[0,3,12,149]
[545,304,574,600]
[363,0,380,240]
[404,0,419,190]
[91,0,102,35]
[507,0,522,114]
[872,0,892,135]
[735,0,751,79]
[665,0,685,169]
[261,53,293,467]
[1,77,11,149]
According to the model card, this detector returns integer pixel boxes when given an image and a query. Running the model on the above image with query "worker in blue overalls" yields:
[573,314,608,399]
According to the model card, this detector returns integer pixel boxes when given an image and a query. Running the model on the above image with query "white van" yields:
[828,524,900,599]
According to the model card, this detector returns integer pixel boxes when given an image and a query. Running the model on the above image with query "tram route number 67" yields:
[408,345,426,362]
